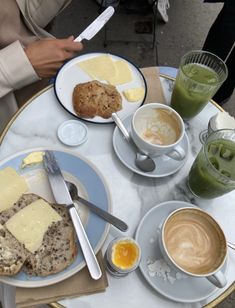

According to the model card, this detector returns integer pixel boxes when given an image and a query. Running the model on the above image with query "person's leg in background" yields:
[203,0,235,105]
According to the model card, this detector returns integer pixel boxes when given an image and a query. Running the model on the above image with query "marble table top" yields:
[0,67,234,308]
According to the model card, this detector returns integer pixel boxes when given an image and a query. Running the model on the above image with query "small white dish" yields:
[135,200,228,303]
[54,52,147,124]
[57,120,88,146]
[112,114,189,178]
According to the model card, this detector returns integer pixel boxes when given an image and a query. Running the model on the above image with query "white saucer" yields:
[112,114,189,177]
[135,201,228,303]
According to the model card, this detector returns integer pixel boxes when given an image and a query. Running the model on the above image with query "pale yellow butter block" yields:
[77,55,117,81]
[6,199,62,253]
[123,87,145,102]
[22,151,45,168]
[107,60,133,85]
[0,167,28,212]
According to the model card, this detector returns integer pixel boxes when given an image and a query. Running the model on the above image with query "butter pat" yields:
[0,167,28,212]
[22,151,45,168]
[6,199,62,253]
[123,87,145,102]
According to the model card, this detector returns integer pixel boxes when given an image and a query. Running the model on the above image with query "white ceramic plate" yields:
[135,201,228,303]
[0,148,111,288]
[113,114,189,177]
[54,52,147,124]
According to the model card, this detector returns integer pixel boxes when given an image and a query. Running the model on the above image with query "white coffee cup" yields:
[158,207,227,288]
[131,103,185,160]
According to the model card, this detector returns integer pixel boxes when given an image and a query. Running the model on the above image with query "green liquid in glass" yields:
[171,64,220,119]
[188,139,235,199]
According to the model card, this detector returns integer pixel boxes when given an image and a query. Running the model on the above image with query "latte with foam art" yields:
[164,209,227,275]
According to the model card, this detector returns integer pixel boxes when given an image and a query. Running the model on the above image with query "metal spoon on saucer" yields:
[112,113,156,172]
[227,241,235,250]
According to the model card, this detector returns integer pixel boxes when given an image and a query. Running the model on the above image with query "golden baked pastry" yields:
[72,80,122,119]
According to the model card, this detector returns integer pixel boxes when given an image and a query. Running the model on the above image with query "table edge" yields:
[0,75,232,308]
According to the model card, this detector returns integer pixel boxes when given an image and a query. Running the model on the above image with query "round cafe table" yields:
[0,67,235,308]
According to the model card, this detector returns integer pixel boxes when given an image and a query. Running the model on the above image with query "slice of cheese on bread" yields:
[0,193,77,276]
[0,167,28,212]
[6,199,62,253]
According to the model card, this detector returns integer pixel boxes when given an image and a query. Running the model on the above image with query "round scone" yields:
[73,80,122,119]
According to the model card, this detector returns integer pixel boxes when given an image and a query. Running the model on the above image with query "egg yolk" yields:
[111,241,139,270]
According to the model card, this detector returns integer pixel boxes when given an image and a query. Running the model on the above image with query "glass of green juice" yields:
[188,129,235,199]
[171,50,228,120]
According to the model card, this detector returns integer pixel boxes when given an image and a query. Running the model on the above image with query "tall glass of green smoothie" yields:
[188,129,235,199]
[171,50,228,120]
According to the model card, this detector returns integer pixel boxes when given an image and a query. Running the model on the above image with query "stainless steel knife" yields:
[74,6,115,42]
[43,150,102,280]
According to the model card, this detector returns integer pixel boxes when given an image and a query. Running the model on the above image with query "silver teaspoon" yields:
[112,113,156,172]
[66,181,128,232]
[227,241,235,250]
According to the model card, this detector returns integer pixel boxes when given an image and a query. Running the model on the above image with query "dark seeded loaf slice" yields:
[0,193,77,277]
[0,224,27,276]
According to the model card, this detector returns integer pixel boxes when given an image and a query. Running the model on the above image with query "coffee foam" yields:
[136,108,181,146]
[164,209,226,275]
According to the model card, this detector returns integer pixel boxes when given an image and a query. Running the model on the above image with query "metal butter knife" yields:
[43,151,102,280]
[74,6,115,42]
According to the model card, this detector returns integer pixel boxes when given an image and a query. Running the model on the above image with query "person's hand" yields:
[25,36,83,78]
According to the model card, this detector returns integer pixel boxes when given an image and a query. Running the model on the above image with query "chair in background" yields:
[98,0,159,61]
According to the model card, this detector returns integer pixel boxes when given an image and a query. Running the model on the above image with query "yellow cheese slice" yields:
[77,55,117,81]
[6,199,62,253]
[107,60,133,85]
[123,87,145,102]
[0,167,28,212]
[22,151,45,168]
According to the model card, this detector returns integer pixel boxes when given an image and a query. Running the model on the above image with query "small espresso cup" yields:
[131,103,185,160]
[158,207,227,288]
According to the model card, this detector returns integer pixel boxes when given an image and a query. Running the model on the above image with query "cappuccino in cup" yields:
[131,103,185,160]
[159,207,227,288]
[140,108,181,146]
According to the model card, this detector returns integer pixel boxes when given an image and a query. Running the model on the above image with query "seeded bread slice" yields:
[0,193,77,276]
[24,203,77,276]
[0,224,27,276]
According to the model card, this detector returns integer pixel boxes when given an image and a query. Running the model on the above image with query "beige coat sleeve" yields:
[16,0,72,38]
[0,40,39,98]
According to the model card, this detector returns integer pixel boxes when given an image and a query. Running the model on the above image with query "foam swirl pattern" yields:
[164,210,225,275]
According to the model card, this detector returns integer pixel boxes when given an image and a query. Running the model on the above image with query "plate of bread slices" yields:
[54,52,147,124]
[0,148,111,287]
